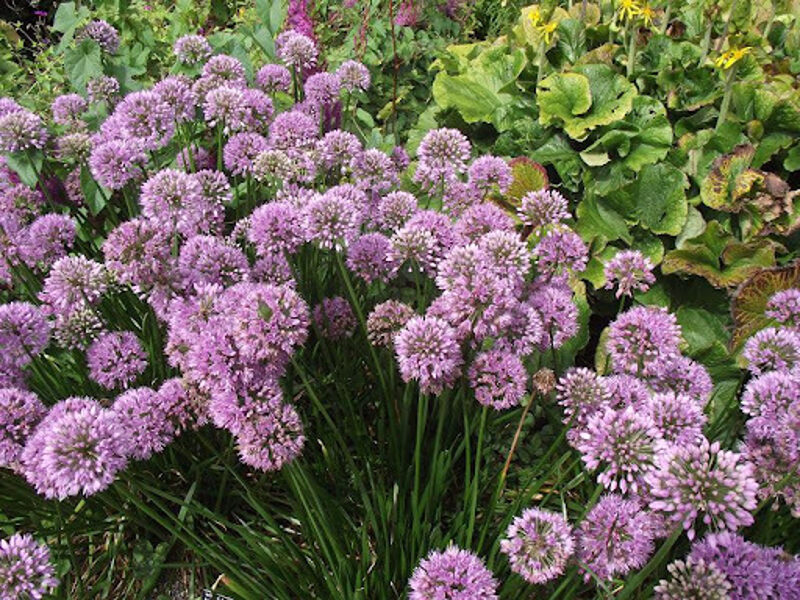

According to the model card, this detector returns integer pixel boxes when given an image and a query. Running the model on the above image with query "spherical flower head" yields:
[518,189,569,228]
[454,203,514,240]
[51,307,102,350]
[225,282,310,363]
[202,54,247,86]
[255,63,292,94]
[577,494,660,580]
[116,90,175,149]
[87,75,120,104]
[173,34,212,65]
[556,367,610,435]
[268,110,318,154]
[0,97,22,117]
[103,217,173,288]
[1,183,43,219]
[467,155,512,197]
[527,284,579,350]
[157,377,207,432]
[275,30,318,70]
[0,533,59,600]
[111,387,175,460]
[742,326,800,375]
[0,388,47,470]
[51,93,87,126]
[351,148,398,193]
[766,288,800,329]
[346,233,398,283]
[533,226,588,276]
[223,132,269,176]
[305,188,362,250]
[89,139,148,189]
[153,75,197,123]
[409,545,498,600]
[468,349,526,410]
[21,397,131,499]
[179,235,249,288]
[317,129,363,171]
[395,316,463,395]
[604,249,656,298]
[304,72,341,107]
[21,213,76,268]
[313,296,356,340]
[55,131,92,163]
[740,368,800,418]
[390,210,460,275]
[39,256,110,314]
[247,201,307,255]
[78,19,119,53]
[646,391,706,446]
[442,180,482,216]
[377,191,418,231]
[87,331,148,390]
[606,306,682,375]
[337,59,370,92]
[0,302,50,368]
[645,354,713,405]
[235,398,305,471]
[689,532,782,600]
[195,168,233,205]
[414,128,471,189]
[654,557,733,600]
[500,507,574,584]
[478,229,531,284]
[367,300,415,348]
[647,440,758,540]
[0,109,48,153]
[204,85,249,131]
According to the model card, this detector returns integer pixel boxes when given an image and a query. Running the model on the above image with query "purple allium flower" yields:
[0,302,50,368]
[0,388,46,470]
[367,300,415,348]
[479,230,531,283]
[153,75,197,123]
[391,145,411,171]
[157,377,207,432]
[195,168,233,206]
[0,97,22,117]
[111,387,175,460]
[603,373,652,409]
[180,235,249,287]
[256,64,292,94]
[577,405,662,493]
[467,156,512,196]
[377,190,418,230]
[336,60,371,92]
[51,93,87,126]
[89,139,148,189]
[442,180,482,216]
[78,19,119,53]
[604,250,656,298]
[468,349,526,410]
[55,131,91,163]
[346,233,397,283]
[740,368,800,418]
[689,533,783,600]
[646,391,706,446]
[51,307,102,350]
[577,495,660,580]
[766,288,800,329]
[647,440,758,540]
[351,148,398,193]
[556,367,610,437]
[533,226,588,276]
[742,326,800,375]
[223,132,269,176]
[173,34,212,65]
[518,189,570,228]
[1,183,43,218]
[654,557,733,599]
[202,55,247,86]
[313,296,356,340]
[235,397,305,471]
[500,507,574,585]
[203,85,249,131]
[304,72,341,107]
[391,210,459,274]
[305,188,362,250]
[606,306,682,375]
[103,218,173,288]
[317,129,362,171]
[275,30,318,70]
[20,214,76,268]
[241,88,275,132]
[409,545,498,600]
[252,253,295,287]
[527,284,579,350]
[140,167,218,237]
[0,109,47,153]
[454,203,514,240]
[247,201,307,255]
[86,331,148,390]
[225,282,310,363]
[87,75,120,104]
[21,397,131,499]
[645,354,713,405]
[39,256,110,314]
[115,90,175,149]
[0,533,59,600]
[395,316,463,395]
[267,110,318,153]
[414,128,472,189]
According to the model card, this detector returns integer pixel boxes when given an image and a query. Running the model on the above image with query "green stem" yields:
[465,406,488,545]
[56,502,88,598]
[716,63,737,130]
[536,42,547,86]
[699,21,713,64]
[626,24,637,78]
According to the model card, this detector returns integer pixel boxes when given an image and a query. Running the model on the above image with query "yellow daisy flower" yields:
[617,0,642,21]
[537,21,559,45]
[714,47,752,70]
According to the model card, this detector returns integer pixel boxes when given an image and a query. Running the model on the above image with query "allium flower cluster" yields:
[409,545,498,600]
[313,296,356,340]
[275,30,318,70]
[256,64,292,94]
[0,109,48,153]
[654,557,733,599]
[518,189,569,228]
[367,301,415,348]
[395,316,463,395]
[78,20,120,53]
[0,388,47,470]
[414,128,472,190]
[468,349,526,409]
[500,508,574,584]
[742,326,800,375]
[604,249,656,298]
[173,34,212,65]
[87,331,148,389]
[606,306,682,375]
[51,93,87,126]
[766,288,800,329]
[0,533,58,600]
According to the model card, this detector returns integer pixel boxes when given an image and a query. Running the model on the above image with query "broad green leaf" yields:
[676,306,730,355]
[537,64,636,140]
[80,166,107,215]
[783,144,800,171]
[556,18,586,64]
[676,205,706,248]
[575,196,632,244]
[53,1,90,51]
[699,144,762,211]
[5,151,43,188]
[530,134,582,189]
[506,158,548,204]
[583,245,619,289]
[64,40,103,89]
[730,262,800,351]
[632,229,665,265]
[432,74,504,123]
[632,163,688,236]
[752,133,793,168]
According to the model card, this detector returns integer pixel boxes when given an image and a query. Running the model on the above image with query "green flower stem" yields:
[56,501,88,599]
[699,21,714,64]
[716,63,738,130]
[465,406,489,545]
[536,41,547,86]
[626,25,637,79]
